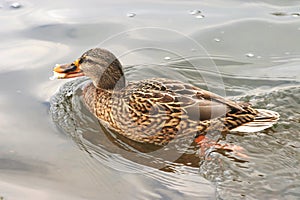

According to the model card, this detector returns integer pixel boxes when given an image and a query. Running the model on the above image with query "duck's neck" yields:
[93,58,125,90]
[83,82,114,123]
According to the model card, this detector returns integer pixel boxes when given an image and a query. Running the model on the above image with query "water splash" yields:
[49,75,57,80]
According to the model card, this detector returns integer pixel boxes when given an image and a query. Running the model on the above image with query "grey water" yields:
[0,0,300,199]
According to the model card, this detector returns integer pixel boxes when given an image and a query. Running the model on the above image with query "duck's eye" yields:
[79,57,85,64]
[79,55,87,64]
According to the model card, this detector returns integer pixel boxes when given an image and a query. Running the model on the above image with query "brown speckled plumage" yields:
[54,48,279,146]
[83,77,258,146]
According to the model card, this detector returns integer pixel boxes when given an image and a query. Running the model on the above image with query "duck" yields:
[52,48,279,146]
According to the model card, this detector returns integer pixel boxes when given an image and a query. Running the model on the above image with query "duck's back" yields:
[83,78,278,146]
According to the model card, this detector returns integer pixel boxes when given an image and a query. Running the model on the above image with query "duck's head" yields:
[53,48,125,90]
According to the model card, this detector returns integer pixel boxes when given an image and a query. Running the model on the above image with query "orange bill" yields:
[52,59,84,79]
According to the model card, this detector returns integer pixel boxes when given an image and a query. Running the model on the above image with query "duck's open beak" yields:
[52,59,84,79]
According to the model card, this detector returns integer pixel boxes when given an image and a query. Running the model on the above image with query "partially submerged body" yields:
[52,48,280,147]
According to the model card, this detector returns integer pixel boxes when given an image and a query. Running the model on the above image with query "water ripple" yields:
[201,86,300,199]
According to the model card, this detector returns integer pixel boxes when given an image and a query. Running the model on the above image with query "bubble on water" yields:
[189,10,201,15]
[214,38,221,42]
[245,53,255,58]
[10,2,22,9]
[284,52,290,55]
[291,13,300,17]
[164,56,171,60]
[195,14,205,19]
[220,31,225,34]
[126,13,136,18]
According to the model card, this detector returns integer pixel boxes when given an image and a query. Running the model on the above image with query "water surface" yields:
[1,0,300,199]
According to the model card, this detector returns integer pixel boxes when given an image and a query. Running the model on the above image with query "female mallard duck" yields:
[52,48,279,146]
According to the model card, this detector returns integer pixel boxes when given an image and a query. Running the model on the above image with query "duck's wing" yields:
[158,79,280,134]
[153,79,245,120]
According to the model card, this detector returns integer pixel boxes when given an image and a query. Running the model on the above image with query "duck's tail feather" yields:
[230,109,280,133]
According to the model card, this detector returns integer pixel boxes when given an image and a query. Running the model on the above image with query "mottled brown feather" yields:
[83,78,258,146]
